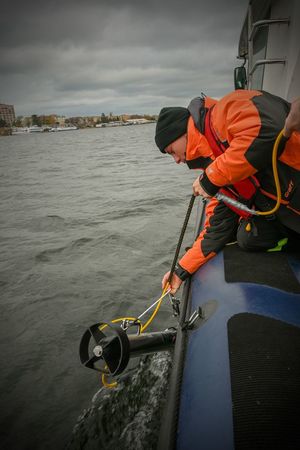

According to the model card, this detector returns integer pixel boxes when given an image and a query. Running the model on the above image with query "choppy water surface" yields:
[0,125,199,449]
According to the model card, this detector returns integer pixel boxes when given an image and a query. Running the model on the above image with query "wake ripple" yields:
[68,352,172,449]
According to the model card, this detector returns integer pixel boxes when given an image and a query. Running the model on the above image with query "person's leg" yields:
[237,217,288,251]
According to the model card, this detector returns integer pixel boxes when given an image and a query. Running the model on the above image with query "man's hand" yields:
[284,97,300,138]
[193,177,212,198]
[162,271,182,295]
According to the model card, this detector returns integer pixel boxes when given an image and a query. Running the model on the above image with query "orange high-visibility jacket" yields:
[177,90,300,278]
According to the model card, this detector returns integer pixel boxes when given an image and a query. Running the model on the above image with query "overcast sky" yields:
[0,0,249,117]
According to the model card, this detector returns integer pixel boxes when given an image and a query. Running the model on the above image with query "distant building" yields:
[54,115,66,126]
[0,103,16,126]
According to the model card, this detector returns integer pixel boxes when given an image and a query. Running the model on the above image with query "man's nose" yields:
[173,155,181,164]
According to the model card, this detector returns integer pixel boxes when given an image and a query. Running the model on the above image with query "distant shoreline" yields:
[0,120,156,137]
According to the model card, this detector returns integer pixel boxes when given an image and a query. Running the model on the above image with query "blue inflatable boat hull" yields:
[159,208,300,450]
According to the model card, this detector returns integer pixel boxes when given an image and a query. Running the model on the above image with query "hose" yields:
[255,129,283,216]
[216,129,284,216]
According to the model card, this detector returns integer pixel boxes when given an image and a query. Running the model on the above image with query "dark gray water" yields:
[0,125,199,449]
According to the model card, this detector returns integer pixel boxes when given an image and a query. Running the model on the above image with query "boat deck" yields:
[159,245,300,450]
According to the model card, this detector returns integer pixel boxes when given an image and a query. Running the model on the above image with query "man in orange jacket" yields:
[155,91,300,294]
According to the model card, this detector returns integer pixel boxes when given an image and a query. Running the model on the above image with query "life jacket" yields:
[188,97,260,219]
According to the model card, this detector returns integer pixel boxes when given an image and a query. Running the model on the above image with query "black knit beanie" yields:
[155,107,190,153]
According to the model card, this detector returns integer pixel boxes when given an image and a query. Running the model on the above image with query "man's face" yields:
[164,134,187,164]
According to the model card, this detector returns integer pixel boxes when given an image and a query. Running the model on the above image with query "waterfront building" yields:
[54,115,66,127]
[0,103,16,126]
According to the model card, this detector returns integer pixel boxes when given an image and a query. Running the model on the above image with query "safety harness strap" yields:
[188,98,260,219]
[204,106,260,201]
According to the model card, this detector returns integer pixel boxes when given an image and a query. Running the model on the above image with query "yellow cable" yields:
[100,317,141,389]
[102,371,118,388]
[256,129,283,216]
[140,283,170,333]
[99,317,141,331]
[100,318,140,388]
[100,286,170,388]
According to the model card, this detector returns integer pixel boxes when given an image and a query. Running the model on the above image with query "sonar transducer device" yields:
[79,322,177,376]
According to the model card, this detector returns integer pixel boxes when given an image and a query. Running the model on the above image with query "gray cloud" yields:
[0,0,249,116]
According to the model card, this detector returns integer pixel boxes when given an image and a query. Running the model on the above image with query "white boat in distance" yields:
[28,125,43,132]
[12,125,78,134]
[12,125,43,134]
[49,126,78,132]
